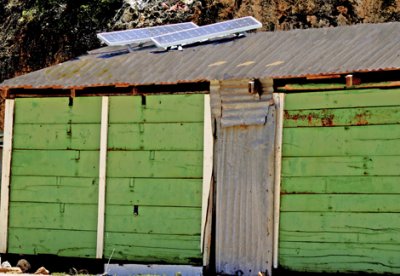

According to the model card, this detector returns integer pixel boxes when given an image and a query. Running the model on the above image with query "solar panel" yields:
[151,16,262,49]
[97,22,199,46]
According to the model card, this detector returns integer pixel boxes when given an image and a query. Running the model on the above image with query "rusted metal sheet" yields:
[212,80,275,275]
[1,22,400,89]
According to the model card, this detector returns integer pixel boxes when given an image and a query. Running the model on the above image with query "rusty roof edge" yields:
[2,67,399,90]
[271,67,400,79]
[277,81,400,93]
[1,78,211,90]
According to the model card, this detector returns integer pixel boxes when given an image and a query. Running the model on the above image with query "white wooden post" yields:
[0,99,15,253]
[273,93,285,269]
[96,96,109,259]
[201,94,213,261]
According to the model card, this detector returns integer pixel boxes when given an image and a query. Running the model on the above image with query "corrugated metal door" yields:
[211,79,276,276]
[104,94,204,264]
[280,88,400,273]
[8,97,102,257]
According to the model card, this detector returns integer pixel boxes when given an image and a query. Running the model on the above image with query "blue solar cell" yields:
[151,16,262,49]
[97,22,198,46]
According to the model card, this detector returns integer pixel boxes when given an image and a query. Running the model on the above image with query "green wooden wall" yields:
[9,97,101,258]
[280,88,400,274]
[7,94,204,264]
[104,95,204,263]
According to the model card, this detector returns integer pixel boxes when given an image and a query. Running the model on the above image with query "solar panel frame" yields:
[151,16,262,49]
[97,22,199,46]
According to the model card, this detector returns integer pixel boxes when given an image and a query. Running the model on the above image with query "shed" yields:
[1,22,400,275]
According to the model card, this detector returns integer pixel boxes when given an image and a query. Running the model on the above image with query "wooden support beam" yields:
[201,94,213,264]
[0,99,15,253]
[96,96,109,259]
[273,93,285,269]
[1,88,9,99]
[131,87,139,95]
[306,74,341,80]
[70,88,76,98]
[203,179,214,269]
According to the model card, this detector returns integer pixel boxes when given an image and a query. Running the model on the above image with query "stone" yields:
[16,259,31,273]
[34,266,50,275]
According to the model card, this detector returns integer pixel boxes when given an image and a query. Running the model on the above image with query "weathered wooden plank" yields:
[273,93,285,269]
[281,194,400,212]
[280,212,400,233]
[283,124,400,156]
[14,97,101,124]
[109,94,204,123]
[104,232,201,263]
[282,156,400,176]
[11,150,99,177]
[97,96,109,259]
[105,232,200,250]
[282,176,400,194]
[284,106,400,127]
[0,99,15,253]
[10,176,98,204]
[107,151,203,178]
[105,205,201,235]
[13,123,100,150]
[14,125,203,152]
[106,178,202,206]
[285,88,400,111]
[108,123,203,150]
[9,202,97,231]
[8,228,96,258]
[280,229,400,244]
[279,241,400,274]
[280,212,400,273]
[104,248,201,264]
[201,94,212,258]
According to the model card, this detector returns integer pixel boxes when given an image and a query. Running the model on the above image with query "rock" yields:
[337,13,348,25]
[69,267,78,275]
[1,261,11,268]
[34,266,50,275]
[16,259,31,273]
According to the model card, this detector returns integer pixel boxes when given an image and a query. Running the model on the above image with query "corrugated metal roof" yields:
[1,22,400,89]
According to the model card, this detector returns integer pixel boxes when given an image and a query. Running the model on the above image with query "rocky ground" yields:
[1,258,49,275]
[0,0,399,127]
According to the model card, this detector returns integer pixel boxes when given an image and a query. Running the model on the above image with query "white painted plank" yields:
[202,179,214,268]
[273,93,285,269]
[96,96,109,259]
[201,94,213,258]
[0,99,15,253]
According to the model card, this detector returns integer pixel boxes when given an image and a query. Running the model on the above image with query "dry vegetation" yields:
[206,0,400,30]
